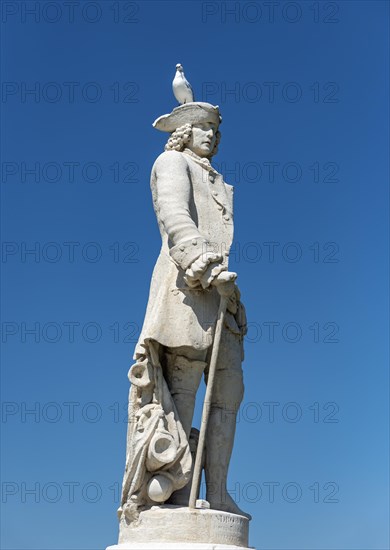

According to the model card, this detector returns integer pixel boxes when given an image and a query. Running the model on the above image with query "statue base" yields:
[107,505,252,549]
[108,545,251,550]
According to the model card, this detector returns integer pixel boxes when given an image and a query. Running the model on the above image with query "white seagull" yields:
[172,63,194,104]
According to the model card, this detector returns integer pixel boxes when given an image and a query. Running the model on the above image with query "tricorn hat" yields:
[153,102,221,133]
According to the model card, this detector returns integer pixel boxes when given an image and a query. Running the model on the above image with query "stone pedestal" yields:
[108,545,251,550]
[107,505,253,550]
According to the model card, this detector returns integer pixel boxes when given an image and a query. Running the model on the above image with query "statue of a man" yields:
[119,100,249,525]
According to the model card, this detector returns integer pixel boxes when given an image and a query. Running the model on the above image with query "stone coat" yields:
[135,149,236,357]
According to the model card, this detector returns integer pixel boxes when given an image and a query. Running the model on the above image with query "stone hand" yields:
[212,270,237,297]
[184,252,223,288]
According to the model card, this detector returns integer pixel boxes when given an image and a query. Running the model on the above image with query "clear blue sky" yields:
[1,1,389,549]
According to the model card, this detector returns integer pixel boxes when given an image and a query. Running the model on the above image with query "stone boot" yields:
[163,353,206,506]
[205,405,251,520]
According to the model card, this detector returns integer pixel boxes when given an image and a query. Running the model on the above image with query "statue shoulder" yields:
[152,150,189,175]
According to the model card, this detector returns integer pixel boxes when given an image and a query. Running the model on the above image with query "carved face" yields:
[187,120,219,158]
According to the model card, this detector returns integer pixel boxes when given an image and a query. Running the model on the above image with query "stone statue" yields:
[111,66,252,550]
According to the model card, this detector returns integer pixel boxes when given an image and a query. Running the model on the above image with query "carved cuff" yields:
[170,237,209,271]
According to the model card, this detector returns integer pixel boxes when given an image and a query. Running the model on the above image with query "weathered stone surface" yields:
[108,544,251,550]
[112,505,250,548]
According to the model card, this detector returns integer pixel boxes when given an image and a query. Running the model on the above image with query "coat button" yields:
[192,239,197,245]
[213,191,218,196]
[180,245,185,251]
[223,215,230,221]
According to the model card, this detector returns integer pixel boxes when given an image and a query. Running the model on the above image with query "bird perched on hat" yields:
[172,63,194,104]
[153,64,221,133]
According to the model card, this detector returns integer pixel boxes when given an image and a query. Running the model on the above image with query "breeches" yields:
[161,325,244,417]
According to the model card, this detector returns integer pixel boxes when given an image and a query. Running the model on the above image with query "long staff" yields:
[189,293,229,509]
